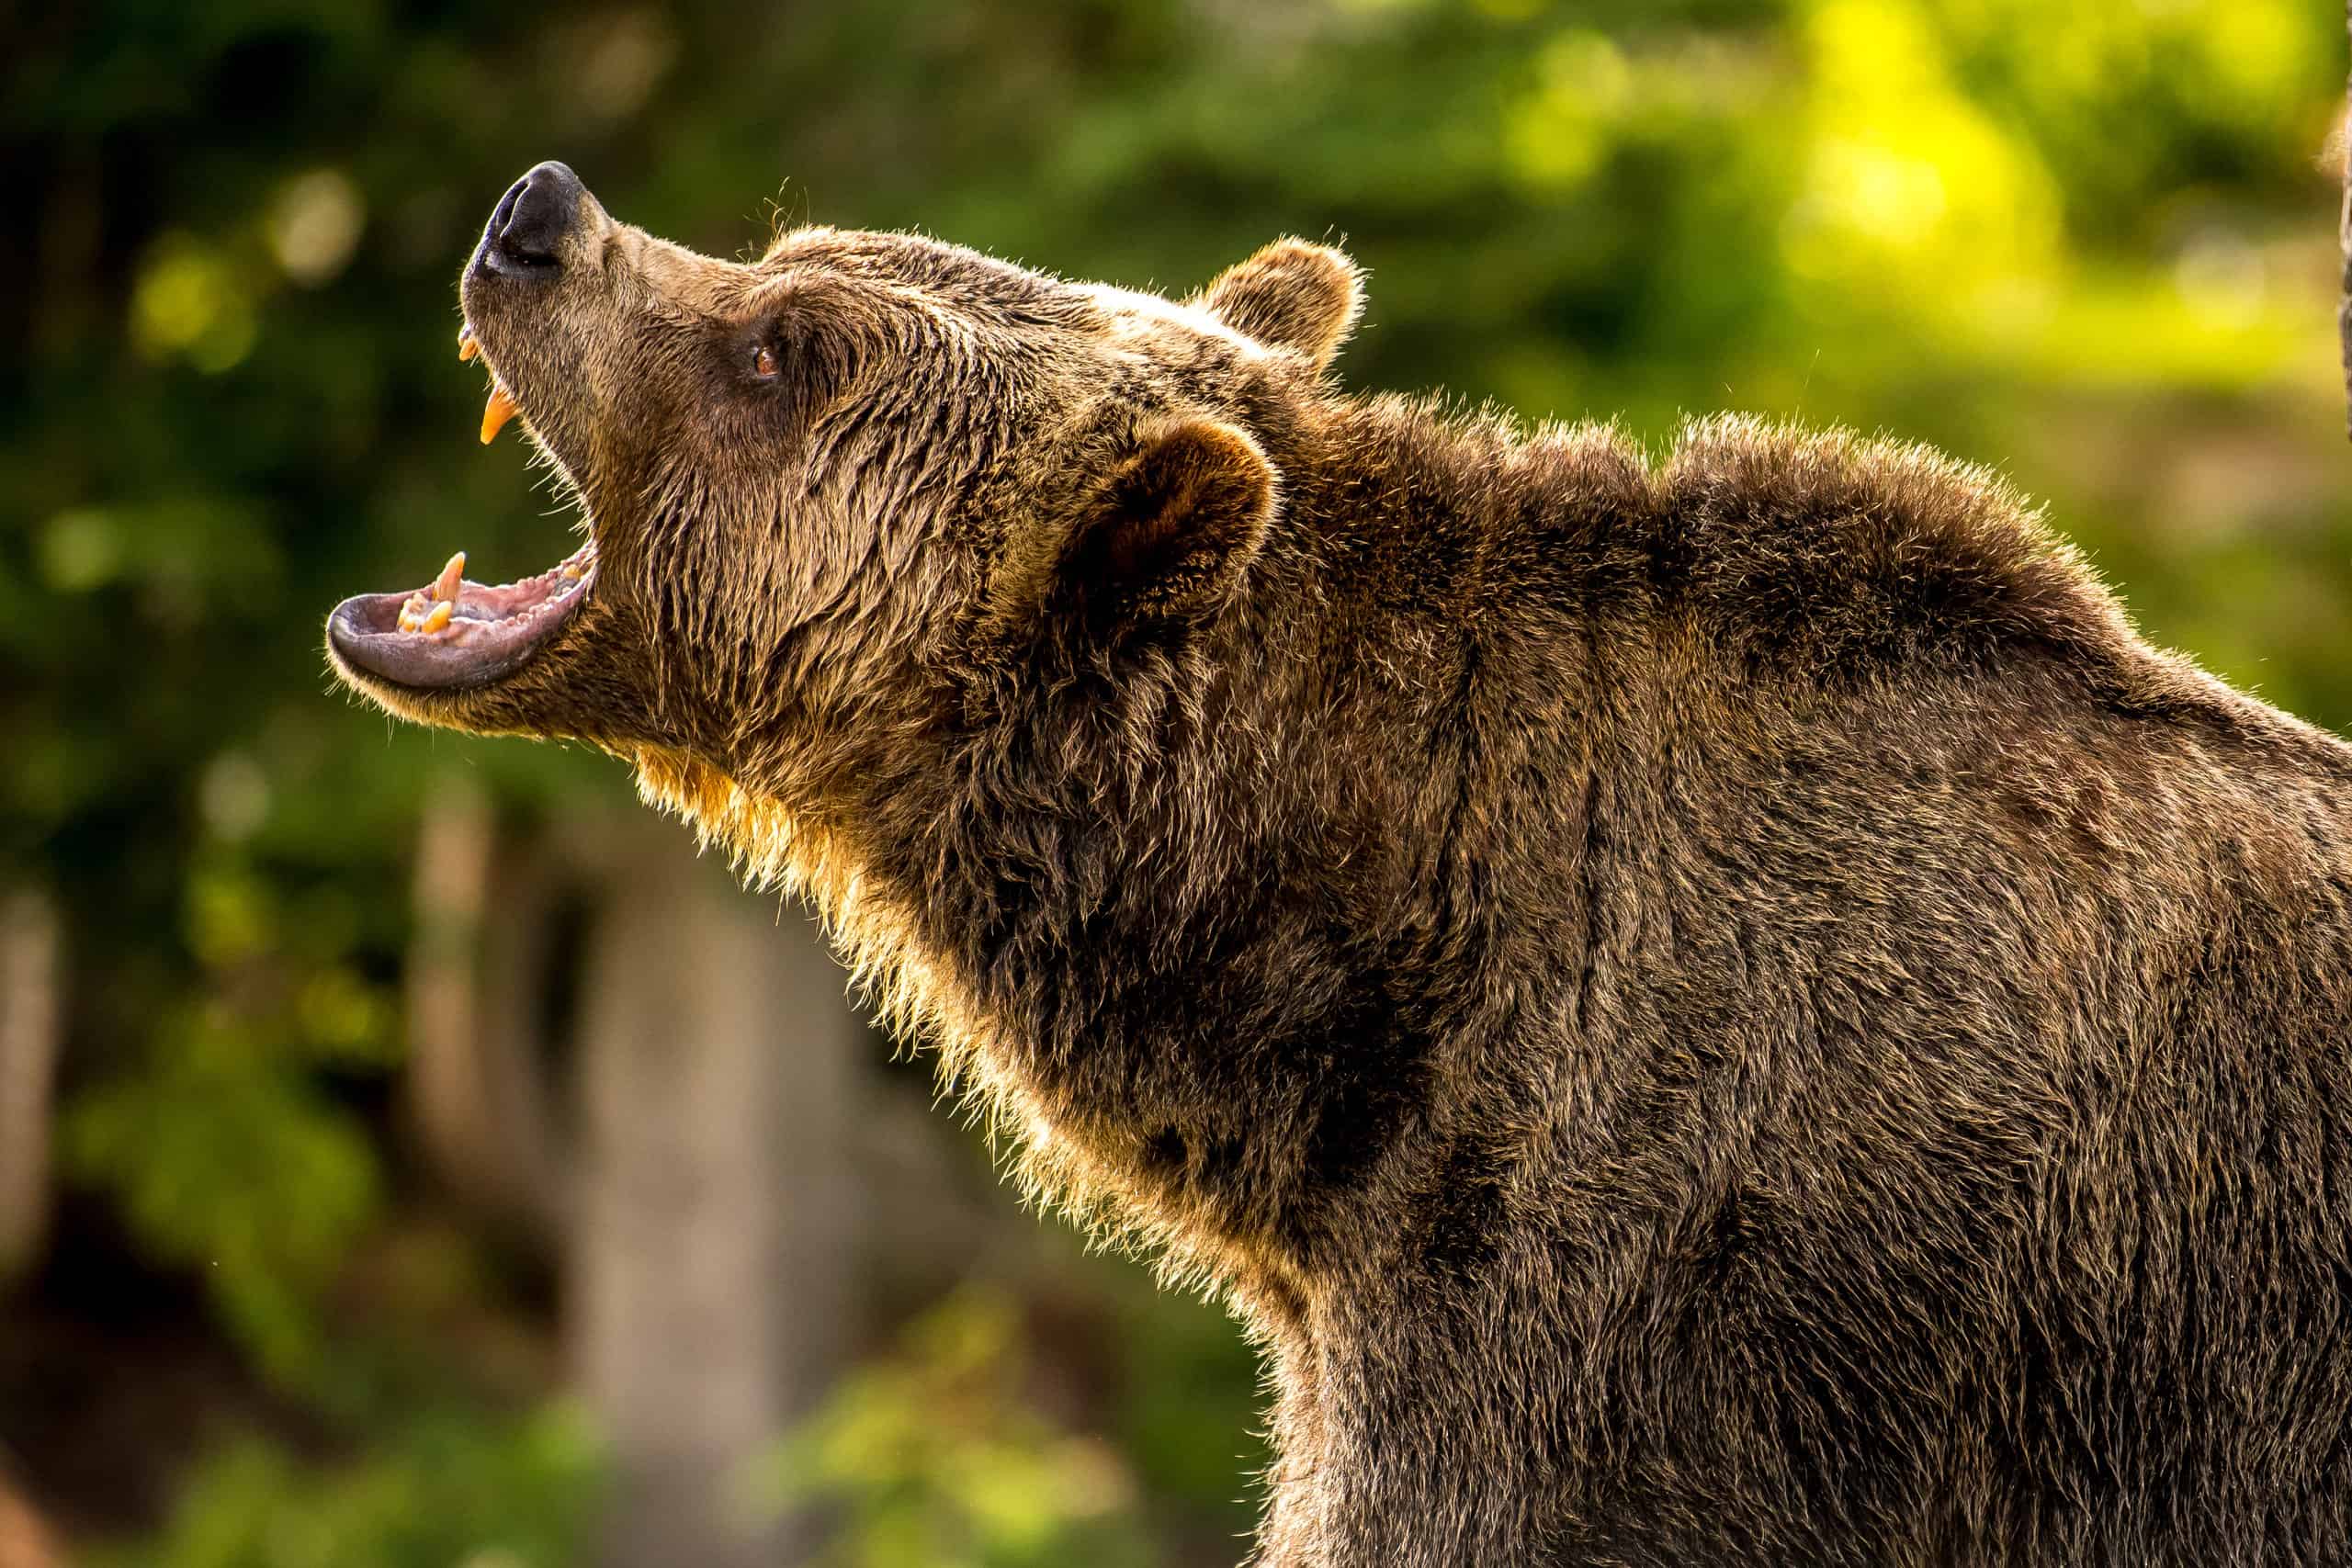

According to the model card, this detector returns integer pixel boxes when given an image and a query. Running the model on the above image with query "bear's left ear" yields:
[1198,239,1363,370]
[1062,417,1278,622]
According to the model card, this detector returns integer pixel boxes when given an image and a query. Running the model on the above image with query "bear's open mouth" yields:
[326,323,594,691]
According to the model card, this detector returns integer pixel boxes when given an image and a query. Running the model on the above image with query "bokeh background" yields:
[6,1,2352,1563]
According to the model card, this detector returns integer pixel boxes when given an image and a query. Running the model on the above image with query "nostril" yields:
[494,161,584,268]
[487,175,528,242]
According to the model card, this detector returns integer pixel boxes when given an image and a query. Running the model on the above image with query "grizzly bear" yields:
[329,162,2352,1566]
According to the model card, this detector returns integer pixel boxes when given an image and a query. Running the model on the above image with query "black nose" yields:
[485,161,583,270]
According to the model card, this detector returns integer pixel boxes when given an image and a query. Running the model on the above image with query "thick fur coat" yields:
[330,167,2352,1566]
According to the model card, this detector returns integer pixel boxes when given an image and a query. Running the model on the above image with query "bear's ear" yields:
[1062,418,1278,622]
[1199,240,1363,369]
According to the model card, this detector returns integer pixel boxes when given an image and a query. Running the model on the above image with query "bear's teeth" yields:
[434,551,465,603]
[397,592,429,633]
[419,600,452,635]
[481,385,520,444]
[458,324,480,363]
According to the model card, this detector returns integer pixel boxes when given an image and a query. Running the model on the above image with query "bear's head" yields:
[327,163,1363,818]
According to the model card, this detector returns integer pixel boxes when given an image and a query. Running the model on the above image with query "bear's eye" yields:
[751,344,780,380]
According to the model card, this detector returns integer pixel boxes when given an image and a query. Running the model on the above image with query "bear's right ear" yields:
[1059,417,1278,623]
[1199,240,1363,370]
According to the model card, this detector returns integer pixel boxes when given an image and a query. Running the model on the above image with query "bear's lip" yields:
[328,540,596,691]
[327,320,595,692]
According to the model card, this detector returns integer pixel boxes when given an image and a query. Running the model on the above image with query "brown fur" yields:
[332,183,2352,1565]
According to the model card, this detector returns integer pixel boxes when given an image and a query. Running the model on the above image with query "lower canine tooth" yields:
[458,326,480,363]
[434,551,465,602]
[481,385,520,444]
[420,600,453,634]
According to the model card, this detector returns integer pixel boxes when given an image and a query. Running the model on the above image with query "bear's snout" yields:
[471,160,586,280]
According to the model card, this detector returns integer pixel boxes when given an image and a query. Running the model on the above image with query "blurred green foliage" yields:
[90,1406,602,1568]
[8,0,2352,1561]
[758,1291,1157,1568]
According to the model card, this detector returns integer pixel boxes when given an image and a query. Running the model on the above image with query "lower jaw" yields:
[329,537,596,692]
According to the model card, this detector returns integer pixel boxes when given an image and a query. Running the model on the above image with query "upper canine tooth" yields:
[458,325,480,363]
[481,385,520,444]
[434,551,465,602]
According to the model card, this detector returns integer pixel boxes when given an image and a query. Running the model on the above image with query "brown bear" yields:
[329,162,2352,1566]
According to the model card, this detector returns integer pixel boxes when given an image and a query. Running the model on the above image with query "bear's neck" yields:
[803,403,1629,1314]
[637,403,1656,1325]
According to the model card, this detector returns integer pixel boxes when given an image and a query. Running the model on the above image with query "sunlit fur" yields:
[334,193,2352,1566]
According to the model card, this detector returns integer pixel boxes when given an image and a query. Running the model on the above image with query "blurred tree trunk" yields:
[571,816,862,1568]
[404,774,570,1243]
[0,889,60,1287]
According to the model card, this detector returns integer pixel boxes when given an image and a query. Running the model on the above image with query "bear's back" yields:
[1281,412,2352,1564]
